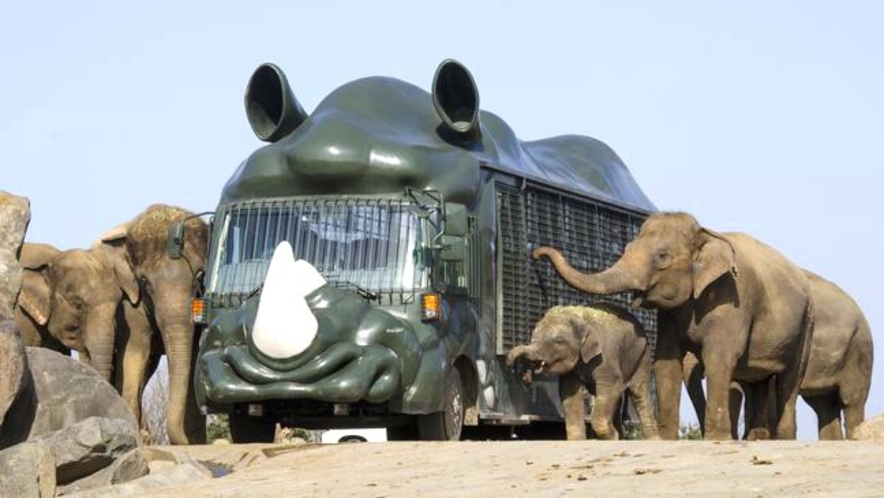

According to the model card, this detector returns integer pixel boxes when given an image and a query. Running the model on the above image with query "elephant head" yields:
[533,212,738,309]
[106,204,208,445]
[506,306,603,376]
[17,242,138,379]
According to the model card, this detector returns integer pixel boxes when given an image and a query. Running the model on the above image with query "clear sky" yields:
[2,1,881,440]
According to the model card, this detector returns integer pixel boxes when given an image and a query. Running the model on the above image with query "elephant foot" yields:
[746,428,771,441]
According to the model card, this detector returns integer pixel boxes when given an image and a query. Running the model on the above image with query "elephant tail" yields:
[795,292,816,398]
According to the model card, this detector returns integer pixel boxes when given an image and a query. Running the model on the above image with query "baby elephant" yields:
[506,304,659,440]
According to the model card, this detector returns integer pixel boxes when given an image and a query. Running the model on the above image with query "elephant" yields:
[101,204,209,445]
[15,205,209,445]
[15,241,138,379]
[731,270,873,440]
[533,212,814,440]
[506,304,659,440]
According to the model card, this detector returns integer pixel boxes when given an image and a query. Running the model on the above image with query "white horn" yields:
[251,241,318,359]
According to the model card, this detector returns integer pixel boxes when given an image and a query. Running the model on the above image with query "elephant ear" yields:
[692,229,737,299]
[17,244,60,326]
[98,223,141,305]
[575,314,602,363]
[580,331,602,363]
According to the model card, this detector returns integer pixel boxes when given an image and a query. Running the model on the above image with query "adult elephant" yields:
[15,241,138,379]
[533,212,814,440]
[736,271,873,440]
[101,204,209,445]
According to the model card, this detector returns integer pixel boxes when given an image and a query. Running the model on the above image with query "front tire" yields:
[417,368,464,441]
[228,408,276,443]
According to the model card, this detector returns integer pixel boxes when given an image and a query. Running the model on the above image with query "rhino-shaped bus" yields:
[192,59,657,441]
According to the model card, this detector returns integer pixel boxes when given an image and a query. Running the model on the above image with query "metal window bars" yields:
[206,197,428,307]
[497,184,657,355]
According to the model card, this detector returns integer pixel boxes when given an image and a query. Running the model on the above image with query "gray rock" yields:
[0,320,27,431]
[57,448,150,496]
[24,347,138,439]
[854,413,884,442]
[63,460,212,498]
[0,191,30,321]
[31,416,138,485]
[0,441,56,498]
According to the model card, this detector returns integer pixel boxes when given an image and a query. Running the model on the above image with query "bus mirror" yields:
[438,235,466,262]
[167,222,185,260]
[443,203,468,236]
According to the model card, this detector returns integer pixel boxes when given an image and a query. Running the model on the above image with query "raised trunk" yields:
[534,247,640,295]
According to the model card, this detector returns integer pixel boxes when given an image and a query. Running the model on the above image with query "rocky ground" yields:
[110,440,884,498]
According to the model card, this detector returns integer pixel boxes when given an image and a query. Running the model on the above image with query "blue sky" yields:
[2,2,881,439]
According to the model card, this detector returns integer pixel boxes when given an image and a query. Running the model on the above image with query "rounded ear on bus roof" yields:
[245,63,309,143]
[432,59,481,144]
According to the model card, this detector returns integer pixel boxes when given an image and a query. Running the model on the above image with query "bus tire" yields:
[417,367,464,441]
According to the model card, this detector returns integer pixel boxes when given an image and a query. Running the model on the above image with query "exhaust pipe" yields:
[432,59,481,143]
[244,63,308,143]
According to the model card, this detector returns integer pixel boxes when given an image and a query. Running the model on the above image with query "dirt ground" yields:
[142,440,884,497]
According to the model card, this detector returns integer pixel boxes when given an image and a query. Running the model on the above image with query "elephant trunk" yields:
[533,247,642,295]
[82,303,119,382]
[506,344,539,366]
[153,292,200,445]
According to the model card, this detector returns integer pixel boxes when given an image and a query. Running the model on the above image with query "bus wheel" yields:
[418,368,464,441]
[228,409,276,443]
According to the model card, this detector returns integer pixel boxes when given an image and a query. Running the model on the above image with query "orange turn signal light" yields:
[422,293,440,321]
[191,298,207,324]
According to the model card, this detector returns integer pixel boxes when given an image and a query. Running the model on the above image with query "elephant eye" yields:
[655,251,671,266]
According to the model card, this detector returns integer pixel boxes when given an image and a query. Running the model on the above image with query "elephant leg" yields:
[744,380,774,440]
[843,403,865,440]
[628,348,660,440]
[559,372,587,440]
[804,393,843,440]
[590,383,623,440]
[773,363,804,440]
[118,302,152,426]
[728,383,743,440]
[701,348,739,440]
[683,352,707,434]
[654,315,684,440]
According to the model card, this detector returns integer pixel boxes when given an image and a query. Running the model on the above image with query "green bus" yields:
[192,60,657,442]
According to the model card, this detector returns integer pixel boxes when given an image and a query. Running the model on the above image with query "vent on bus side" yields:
[496,184,657,356]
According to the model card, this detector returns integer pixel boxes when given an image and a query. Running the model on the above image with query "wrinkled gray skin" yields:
[534,212,814,440]
[727,270,874,440]
[506,305,659,440]
[15,242,138,380]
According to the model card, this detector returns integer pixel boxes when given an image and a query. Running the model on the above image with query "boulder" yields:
[57,448,150,496]
[31,416,139,485]
[63,460,212,498]
[854,414,884,442]
[23,347,138,439]
[0,441,56,498]
[0,191,30,320]
[0,320,27,432]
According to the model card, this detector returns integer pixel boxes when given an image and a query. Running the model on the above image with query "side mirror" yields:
[167,222,185,260]
[443,203,468,236]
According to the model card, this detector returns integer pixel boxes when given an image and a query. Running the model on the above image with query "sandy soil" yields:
[141,440,884,497]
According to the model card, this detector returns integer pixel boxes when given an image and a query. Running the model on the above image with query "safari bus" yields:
[191,59,657,441]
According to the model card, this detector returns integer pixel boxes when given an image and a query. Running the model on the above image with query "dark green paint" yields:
[196,60,655,431]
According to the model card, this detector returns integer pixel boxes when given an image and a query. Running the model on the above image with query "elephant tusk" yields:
[534,361,546,374]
